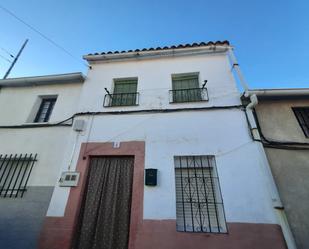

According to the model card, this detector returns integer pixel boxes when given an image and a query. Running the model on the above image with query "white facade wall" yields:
[61,111,276,224]
[46,52,277,224]
[78,53,240,112]
[0,83,83,185]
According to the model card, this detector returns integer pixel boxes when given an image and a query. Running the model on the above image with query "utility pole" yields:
[3,39,28,79]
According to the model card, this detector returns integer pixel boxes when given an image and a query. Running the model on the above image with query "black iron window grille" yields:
[169,88,208,103]
[0,153,37,198]
[293,107,309,138]
[174,155,227,233]
[34,97,57,122]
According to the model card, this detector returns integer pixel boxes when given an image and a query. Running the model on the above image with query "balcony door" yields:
[74,156,134,249]
[172,74,201,102]
[112,79,138,106]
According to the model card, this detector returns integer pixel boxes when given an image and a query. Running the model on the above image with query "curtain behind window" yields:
[112,79,138,106]
[74,156,134,249]
[172,75,201,102]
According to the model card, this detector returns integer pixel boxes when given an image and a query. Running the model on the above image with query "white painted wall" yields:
[0,52,277,224]
[67,111,276,223]
[0,84,81,125]
[0,83,83,186]
[77,52,240,113]
[45,52,277,223]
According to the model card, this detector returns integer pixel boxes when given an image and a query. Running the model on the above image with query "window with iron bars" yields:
[0,154,37,198]
[174,155,227,233]
[34,97,57,123]
[292,107,309,138]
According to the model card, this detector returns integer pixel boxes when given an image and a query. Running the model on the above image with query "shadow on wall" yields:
[0,187,54,249]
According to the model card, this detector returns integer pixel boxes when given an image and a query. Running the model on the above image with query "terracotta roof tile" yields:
[87,41,230,56]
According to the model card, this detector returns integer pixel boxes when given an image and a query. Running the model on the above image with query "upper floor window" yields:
[170,73,208,103]
[34,97,57,123]
[104,78,139,107]
[174,155,227,233]
[292,107,309,138]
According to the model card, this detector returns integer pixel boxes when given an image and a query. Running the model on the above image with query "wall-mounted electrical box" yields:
[145,168,158,186]
[59,171,80,187]
[73,119,86,132]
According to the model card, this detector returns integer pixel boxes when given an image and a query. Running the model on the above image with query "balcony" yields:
[103,92,139,107]
[169,88,209,103]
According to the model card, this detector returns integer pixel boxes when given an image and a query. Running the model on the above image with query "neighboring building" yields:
[0,73,85,249]
[0,42,288,249]
[244,89,309,249]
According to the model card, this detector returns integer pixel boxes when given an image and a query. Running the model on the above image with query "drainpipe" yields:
[228,47,249,92]
[228,47,297,249]
[245,93,260,140]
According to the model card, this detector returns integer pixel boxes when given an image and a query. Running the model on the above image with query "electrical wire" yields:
[3,102,306,150]
[0,4,91,69]
[82,115,95,159]
[253,110,309,146]
[249,109,309,150]
[0,53,12,63]
[262,143,309,150]
[0,46,14,58]
[0,105,244,129]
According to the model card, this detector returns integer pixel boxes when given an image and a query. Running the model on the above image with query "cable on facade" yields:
[249,109,309,150]
[73,105,244,116]
[262,143,309,150]
[241,104,309,150]
[2,103,308,150]
[0,4,91,69]
[253,110,309,146]
[0,115,74,129]
[0,105,244,129]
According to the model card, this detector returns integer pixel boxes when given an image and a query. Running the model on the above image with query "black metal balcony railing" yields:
[103,92,139,107]
[169,88,209,103]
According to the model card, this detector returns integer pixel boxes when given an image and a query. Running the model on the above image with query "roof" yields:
[244,88,309,100]
[84,40,231,62]
[0,72,85,88]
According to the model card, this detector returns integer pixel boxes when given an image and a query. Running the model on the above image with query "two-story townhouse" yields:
[243,88,309,249]
[0,73,85,249]
[33,42,287,249]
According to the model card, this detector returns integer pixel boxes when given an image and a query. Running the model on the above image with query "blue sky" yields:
[0,0,308,89]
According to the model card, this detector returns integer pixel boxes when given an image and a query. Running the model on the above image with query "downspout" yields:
[244,93,260,140]
[228,47,297,249]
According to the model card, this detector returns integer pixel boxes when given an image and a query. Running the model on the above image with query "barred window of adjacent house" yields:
[0,154,37,198]
[174,155,227,233]
[34,97,57,123]
[292,107,309,138]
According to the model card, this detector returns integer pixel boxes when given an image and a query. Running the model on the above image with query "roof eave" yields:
[83,45,230,63]
[244,88,309,100]
[0,72,85,88]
